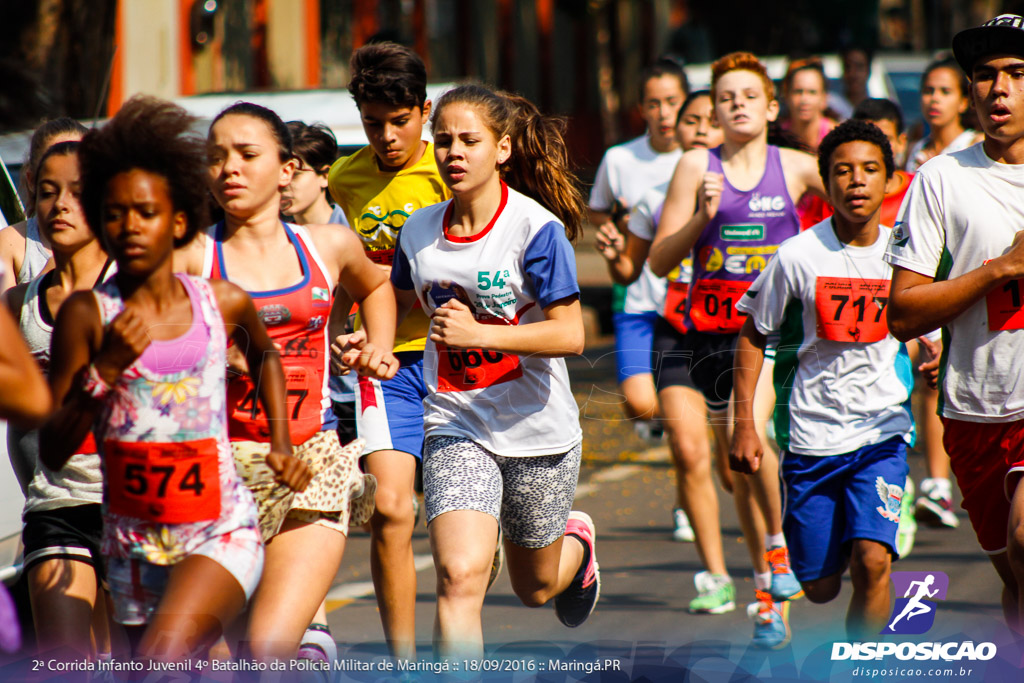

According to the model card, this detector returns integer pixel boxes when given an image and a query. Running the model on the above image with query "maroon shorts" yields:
[942,417,1024,553]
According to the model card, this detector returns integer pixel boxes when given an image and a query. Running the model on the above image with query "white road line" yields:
[326,553,434,603]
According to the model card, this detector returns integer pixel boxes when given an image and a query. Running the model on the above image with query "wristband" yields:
[80,364,113,401]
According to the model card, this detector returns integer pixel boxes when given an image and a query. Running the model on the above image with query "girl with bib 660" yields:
[387,84,598,658]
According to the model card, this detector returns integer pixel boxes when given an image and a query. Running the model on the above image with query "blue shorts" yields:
[781,436,909,582]
[355,351,426,459]
[612,311,658,383]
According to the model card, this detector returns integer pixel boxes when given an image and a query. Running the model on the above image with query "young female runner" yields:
[281,119,353,665]
[0,118,88,292]
[176,101,397,660]
[780,58,835,154]
[590,57,688,441]
[387,84,597,658]
[281,121,348,228]
[595,90,726,543]
[39,95,311,661]
[905,57,982,172]
[3,141,113,657]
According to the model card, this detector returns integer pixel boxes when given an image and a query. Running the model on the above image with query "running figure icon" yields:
[888,574,940,631]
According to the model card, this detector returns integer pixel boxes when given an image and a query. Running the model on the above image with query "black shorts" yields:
[680,329,738,412]
[654,320,736,411]
[652,316,698,392]
[332,400,358,447]
[22,503,104,580]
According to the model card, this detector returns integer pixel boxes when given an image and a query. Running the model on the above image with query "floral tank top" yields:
[92,274,259,565]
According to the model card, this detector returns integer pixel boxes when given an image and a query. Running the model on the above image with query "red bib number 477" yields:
[105,439,221,524]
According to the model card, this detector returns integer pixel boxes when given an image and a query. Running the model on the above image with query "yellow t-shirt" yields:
[328,142,450,353]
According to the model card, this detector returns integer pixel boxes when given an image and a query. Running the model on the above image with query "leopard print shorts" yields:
[423,436,582,548]
[232,431,376,541]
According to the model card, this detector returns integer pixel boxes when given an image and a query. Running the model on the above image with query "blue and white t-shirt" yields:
[392,183,582,457]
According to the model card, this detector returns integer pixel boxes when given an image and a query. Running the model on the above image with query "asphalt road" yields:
[320,344,1020,683]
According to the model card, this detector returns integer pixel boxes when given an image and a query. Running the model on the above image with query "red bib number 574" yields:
[105,439,221,523]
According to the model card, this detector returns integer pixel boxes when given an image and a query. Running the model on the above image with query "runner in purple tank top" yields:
[683,144,799,335]
[651,52,825,649]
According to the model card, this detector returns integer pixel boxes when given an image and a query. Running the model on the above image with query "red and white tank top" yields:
[204,222,336,444]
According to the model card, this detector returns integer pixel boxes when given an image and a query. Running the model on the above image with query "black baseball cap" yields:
[953,14,1024,74]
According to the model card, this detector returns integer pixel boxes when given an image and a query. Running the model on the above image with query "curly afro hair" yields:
[817,118,895,187]
[78,95,209,248]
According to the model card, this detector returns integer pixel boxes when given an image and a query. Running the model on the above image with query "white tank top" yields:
[8,271,103,512]
[17,217,52,285]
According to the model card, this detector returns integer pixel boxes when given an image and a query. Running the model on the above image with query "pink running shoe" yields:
[554,511,600,627]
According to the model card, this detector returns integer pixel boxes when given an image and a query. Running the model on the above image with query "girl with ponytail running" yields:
[388,84,597,658]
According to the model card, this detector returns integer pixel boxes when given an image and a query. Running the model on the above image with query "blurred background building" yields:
[0,0,1012,169]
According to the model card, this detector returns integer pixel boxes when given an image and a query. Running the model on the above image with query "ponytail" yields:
[501,95,585,242]
[431,84,585,242]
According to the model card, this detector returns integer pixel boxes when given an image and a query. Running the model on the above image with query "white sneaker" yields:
[633,420,664,444]
[916,478,959,529]
[672,508,695,542]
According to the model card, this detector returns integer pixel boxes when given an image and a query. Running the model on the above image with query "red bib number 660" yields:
[105,439,221,523]
[436,344,523,392]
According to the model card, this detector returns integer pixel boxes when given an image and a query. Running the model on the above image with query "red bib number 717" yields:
[814,277,890,343]
[105,438,221,523]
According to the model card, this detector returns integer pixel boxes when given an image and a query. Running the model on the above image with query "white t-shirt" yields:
[885,144,1024,423]
[392,184,582,457]
[627,183,688,319]
[905,130,979,173]
[739,220,914,455]
[590,136,681,314]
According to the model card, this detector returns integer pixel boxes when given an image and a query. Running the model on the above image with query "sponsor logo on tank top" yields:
[720,224,765,241]
[699,246,724,272]
[258,304,291,327]
[312,287,330,306]
[745,192,788,219]
[724,245,778,276]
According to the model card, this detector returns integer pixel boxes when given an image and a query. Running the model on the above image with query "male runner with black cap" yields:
[886,14,1024,633]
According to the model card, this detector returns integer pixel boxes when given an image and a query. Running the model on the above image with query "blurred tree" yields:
[0,0,118,130]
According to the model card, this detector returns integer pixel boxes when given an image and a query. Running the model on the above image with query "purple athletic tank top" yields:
[138,275,211,374]
[684,145,799,334]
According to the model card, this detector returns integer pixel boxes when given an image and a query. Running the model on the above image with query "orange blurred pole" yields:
[305,0,321,87]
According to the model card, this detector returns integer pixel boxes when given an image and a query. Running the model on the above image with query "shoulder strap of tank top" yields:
[290,223,336,290]
[20,273,41,329]
[766,144,784,176]
[707,146,723,174]
[93,257,114,288]
[201,223,222,279]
